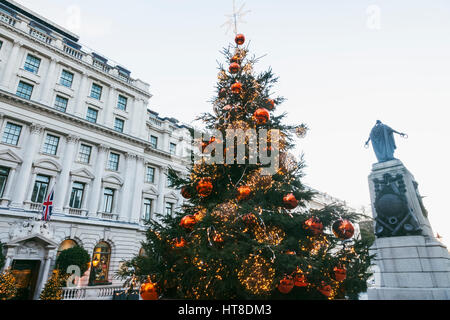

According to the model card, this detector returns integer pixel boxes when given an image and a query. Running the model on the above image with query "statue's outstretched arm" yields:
[392,129,407,137]
[364,137,371,147]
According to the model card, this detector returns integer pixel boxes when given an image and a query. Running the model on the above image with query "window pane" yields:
[2,122,22,145]
[103,188,114,213]
[69,182,84,209]
[150,136,158,149]
[86,107,98,123]
[114,118,124,133]
[117,95,127,110]
[146,167,155,183]
[170,143,176,155]
[90,242,111,285]
[60,70,74,88]
[165,202,173,216]
[107,153,119,171]
[78,144,92,163]
[54,95,68,112]
[43,134,60,155]
[31,175,49,203]
[90,83,102,100]
[16,81,33,100]
[24,54,41,74]
[143,199,152,220]
[0,166,10,198]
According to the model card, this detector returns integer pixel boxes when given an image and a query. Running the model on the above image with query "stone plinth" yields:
[367,160,450,300]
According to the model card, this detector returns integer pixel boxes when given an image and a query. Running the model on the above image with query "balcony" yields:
[67,207,88,217]
[0,11,17,26]
[61,285,123,300]
[98,212,118,220]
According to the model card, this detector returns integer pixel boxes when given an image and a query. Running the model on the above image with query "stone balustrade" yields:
[61,285,123,300]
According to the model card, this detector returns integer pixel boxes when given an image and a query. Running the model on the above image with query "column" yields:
[73,72,88,117]
[53,135,79,213]
[34,249,55,300]
[1,167,16,204]
[40,57,58,105]
[118,152,137,221]
[88,144,109,216]
[131,98,144,138]
[156,165,167,215]
[10,124,44,208]
[130,155,145,223]
[103,86,116,127]
[0,40,21,90]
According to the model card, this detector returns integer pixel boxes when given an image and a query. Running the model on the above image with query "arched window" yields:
[89,241,111,285]
[56,239,78,257]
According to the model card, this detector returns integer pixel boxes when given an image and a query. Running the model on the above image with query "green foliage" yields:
[55,246,90,276]
[0,268,17,300]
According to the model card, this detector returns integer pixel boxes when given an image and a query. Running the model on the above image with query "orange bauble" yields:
[278,276,294,294]
[318,282,332,297]
[231,82,242,94]
[333,266,347,282]
[266,99,275,110]
[253,108,270,125]
[294,272,308,287]
[230,54,241,64]
[172,237,186,248]
[140,282,158,300]
[332,219,355,240]
[229,62,240,74]
[235,33,245,45]
[196,178,213,197]
[237,186,252,201]
[303,217,324,236]
[180,215,197,229]
[283,193,298,209]
[181,186,192,199]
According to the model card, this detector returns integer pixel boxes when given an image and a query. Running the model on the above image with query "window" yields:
[170,143,177,156]
[107,152,119,171]
[31,175,50,203]
[165,202,173,216]
[24,54,41,74]
[86,107,98,123]
[145,166,155,183]
[57,239,77,257]
[0,40,3,50]
[150,136,158,149]
[89,242,111,285]
[0,167,10,198]
[16,81,33,100]
[114,118,124,133]
[78,144,92,163]
[167,176,174,188]
[2,122,22,145]
[143,198,152,220]
[54,95,68,112]
[69,182,84,209]
[60,70,74,88]
[117,95,127,111]
[42,134,60,155]
[102,188,114,213]
[90,83,102,100]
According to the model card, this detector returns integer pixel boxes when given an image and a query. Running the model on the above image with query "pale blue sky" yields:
[15,1,450,242]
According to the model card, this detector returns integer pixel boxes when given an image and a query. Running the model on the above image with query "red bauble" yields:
[253,108,270,125]
[294,272,308,287]
[140,282,158,300]
[235,33,245,45]
[237,186,252,201]
[229,62,240,74]
[196,178,213,197]
[180,215,197,229]
[181,186,192,199]
[333,266,347,282]
[332,219,355,240]
[303,217,324,236]
[318,282,332,297]
[283,193,298,209]
[172,237,186,248]
[231,82,242,94]
[266,99,275,110]
[278,276,294,294]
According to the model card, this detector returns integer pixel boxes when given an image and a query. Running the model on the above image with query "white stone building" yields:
[0,0,191,299]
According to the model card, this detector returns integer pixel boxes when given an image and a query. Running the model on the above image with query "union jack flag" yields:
[41,188,54,221]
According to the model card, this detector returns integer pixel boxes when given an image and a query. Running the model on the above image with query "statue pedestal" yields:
[367,160,450,299]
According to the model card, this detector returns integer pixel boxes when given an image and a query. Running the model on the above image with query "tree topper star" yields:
[221,0,251,35]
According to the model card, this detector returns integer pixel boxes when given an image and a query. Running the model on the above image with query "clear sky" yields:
[15,0,450,243]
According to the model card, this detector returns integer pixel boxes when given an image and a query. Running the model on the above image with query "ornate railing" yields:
[28,26,53,45]
[149,117,162,127]
[61,285,123,300]
[29,202,42,212]
[0,12,16,26]
[68,208,87,216]
[63,44,83,60]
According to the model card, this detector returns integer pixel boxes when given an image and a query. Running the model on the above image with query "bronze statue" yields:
[365,120,407,162]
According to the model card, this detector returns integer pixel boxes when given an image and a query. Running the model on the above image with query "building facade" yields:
[0,0,191,299]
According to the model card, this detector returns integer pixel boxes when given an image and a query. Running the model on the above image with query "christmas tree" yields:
[39,269,63,300]
[119,34,372,300]
[0,268,17,300]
